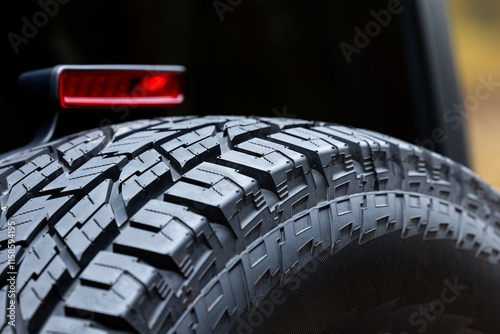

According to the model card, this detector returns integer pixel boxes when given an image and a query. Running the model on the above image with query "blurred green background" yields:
[449,0,500,189]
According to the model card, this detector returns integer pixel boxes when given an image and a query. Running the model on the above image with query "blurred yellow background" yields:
[448,0,500,190]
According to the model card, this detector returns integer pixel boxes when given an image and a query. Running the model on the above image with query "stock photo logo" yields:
[7,0,70,54]
[339,0,410,64]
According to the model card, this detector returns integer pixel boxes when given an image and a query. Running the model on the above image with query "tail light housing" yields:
[19,65,186,109]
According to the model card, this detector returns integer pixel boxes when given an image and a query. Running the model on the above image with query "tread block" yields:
[113,223,192,271]
[164,172,272,250]
[40,317,109,334]
[66,251,174,333]
[100,130,178,158]
[3,155,61,218]
[5,154,54,189]
[3,161,63,217]
[198,274,238,327]
[477,226,500,263]
[423,151,456,201]
[128,200,218,247]
[281,210,324,278]
[459,168,492,220]
[65,204,118,264]
[183,162,265,210]
[402,194,432,238]
[321,125,394,187]
[54,180,111,238]
[236,137,310,176]
[0,166,14,193]
[158,126,221,172]
[120,160,171,210]
[223,119,271,146]
[79,252,159,288]
[239,228,282,302]
[57,130,107,168]
[42,155,126,194]
[0,194,74,247]
[269,130,341,169]
[234,137,315,203]
[424,199,461,240]
[0,146,51,169]
[218,150,291,199]
[170,136,221,172]
[458,213,485,251]
[176,271,239,333]
[315,126,378,171]
[312,126,385,192]
[165,180,242,223]
[357,127,431,193]
[118,149,162,182]
[160,126,216,153]
[113,205,196,273]
[17,233,58,292]
[20,255,71,332]
[269,128,361,198]
[331,196,364,252]
[113,199,228,305]
[358,193,401,244]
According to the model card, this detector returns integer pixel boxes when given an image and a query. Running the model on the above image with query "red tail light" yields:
[58,66,185,109]
[18,65,186,110]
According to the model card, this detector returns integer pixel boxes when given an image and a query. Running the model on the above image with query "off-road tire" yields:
[1,116,499,334]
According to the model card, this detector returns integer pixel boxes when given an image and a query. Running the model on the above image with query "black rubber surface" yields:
[232,234,500,334]
[0,116,499,334]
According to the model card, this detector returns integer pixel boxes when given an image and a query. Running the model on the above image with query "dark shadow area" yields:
[0,0,458,160]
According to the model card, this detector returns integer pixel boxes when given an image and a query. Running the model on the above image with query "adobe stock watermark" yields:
[6,220,17,327]
[7,0,70,54]
[339,0,411,64]
[272,105,297,118]
[415,74,500,151]
[400,277,467,334]
[234,250,331,334]
[213,0,244,22]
